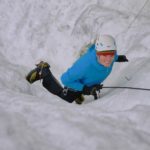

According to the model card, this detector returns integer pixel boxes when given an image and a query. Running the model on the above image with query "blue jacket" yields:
[61,45,118,91]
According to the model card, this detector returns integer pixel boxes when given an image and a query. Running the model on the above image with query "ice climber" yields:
[26,34,128,104]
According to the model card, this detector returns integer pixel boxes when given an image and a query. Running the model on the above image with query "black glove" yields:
[82,86,92,95]
[116,55,128,62]
[94,84,103,90]
[82,84,103,95]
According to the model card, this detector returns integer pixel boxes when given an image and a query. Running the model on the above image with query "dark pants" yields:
[42,71,82,103]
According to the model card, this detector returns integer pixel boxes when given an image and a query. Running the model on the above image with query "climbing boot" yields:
[26,61,50,84]
[75,94,85,104]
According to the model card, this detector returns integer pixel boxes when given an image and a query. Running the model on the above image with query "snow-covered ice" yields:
[0,0,150,150]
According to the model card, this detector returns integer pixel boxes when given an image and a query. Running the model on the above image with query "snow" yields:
[0,0,150,150]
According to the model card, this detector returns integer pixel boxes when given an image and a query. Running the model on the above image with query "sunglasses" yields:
[96,50,116,56]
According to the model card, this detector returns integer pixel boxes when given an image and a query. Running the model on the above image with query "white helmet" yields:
[95,35,117,51]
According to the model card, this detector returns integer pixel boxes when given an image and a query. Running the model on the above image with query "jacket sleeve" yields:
[61,55,89,91]
[114,52,119,62]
